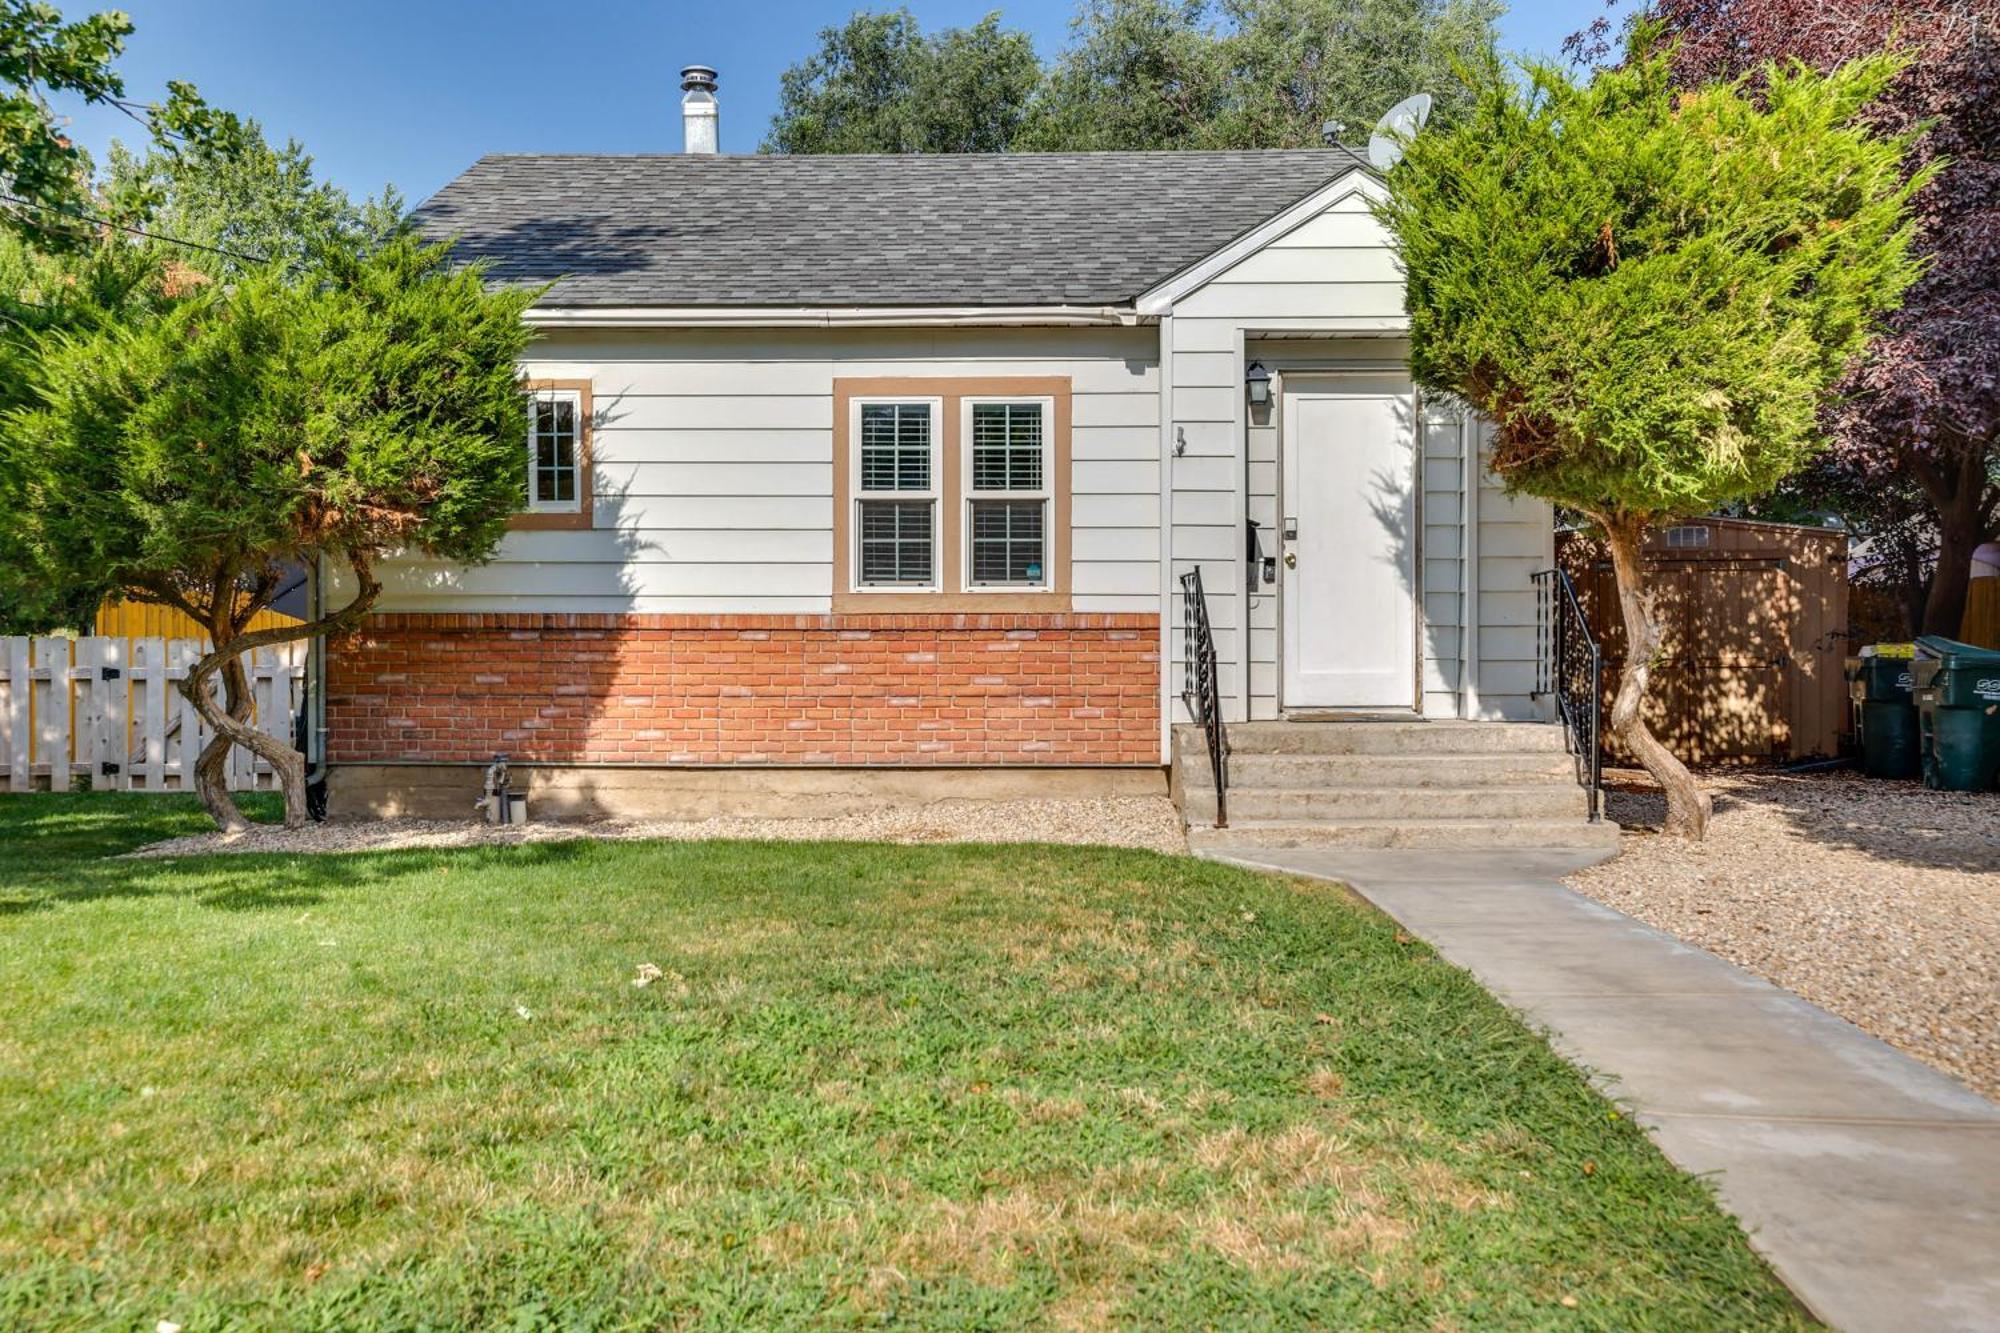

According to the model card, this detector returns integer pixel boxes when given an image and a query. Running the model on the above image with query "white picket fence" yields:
[0,636,305,793]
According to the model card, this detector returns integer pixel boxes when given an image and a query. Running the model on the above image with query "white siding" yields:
[1158,176,1552,733]
[1163,176,1419,727]
[1471,419,1555,720]
[363,326,1161,614]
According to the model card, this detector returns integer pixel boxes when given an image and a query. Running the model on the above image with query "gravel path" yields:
[129,796,1189,860]
[1566,770,2000,1101]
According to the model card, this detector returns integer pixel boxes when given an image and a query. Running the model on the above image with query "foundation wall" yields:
[327,763,1168,821]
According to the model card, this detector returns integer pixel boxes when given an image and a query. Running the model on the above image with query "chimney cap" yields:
[681,65,718,93]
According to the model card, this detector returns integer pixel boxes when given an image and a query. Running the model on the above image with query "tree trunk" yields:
[1598,513,1712,839]
[176,551,382,833]
[1915,448,1999,639]
[1924,519,1976,640]
[181,651,312,829]
[187,656,254,836]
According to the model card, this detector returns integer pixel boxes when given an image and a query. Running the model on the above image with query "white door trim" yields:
[1277,371,1422,712]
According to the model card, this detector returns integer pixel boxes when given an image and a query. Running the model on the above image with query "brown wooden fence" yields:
[1561,518,1850,765]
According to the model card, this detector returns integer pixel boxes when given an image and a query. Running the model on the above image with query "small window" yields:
[1666,524,1712,549]
[852,400,939,589]
[964,399,1052,589]
[528,389,583,513]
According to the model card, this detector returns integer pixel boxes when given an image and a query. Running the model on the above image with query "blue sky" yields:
[59,0,1597,208]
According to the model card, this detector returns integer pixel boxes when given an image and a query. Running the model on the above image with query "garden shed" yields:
[1562,517,1850,764]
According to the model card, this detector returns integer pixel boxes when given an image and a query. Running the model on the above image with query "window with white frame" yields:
[528,388,583,513]
[964,399,1051,589]
[853,400,940,589]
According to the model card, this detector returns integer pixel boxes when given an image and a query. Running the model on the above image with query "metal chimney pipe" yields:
[681,65,719,155]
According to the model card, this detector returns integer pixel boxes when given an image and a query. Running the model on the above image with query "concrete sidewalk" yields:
[1204,845,2000,1333]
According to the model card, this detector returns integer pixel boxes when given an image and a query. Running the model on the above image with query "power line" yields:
[0,191,269,265]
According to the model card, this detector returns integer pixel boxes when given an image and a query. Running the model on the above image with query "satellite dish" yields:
[1367,93,1433,171]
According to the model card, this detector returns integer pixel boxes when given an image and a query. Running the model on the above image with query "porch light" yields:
[1245,361,1272,408]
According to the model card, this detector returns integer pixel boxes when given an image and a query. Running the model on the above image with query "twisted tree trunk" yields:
[1596,511,1712,840]
[189,655,256,836]
[173,552,381,833]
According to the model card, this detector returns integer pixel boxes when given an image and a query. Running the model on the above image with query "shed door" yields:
[1590,556,1795,763]
[1281,376,1418,709]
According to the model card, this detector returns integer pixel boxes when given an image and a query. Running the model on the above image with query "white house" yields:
[317,68,1606,848]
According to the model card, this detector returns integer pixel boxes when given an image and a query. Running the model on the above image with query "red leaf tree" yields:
[1606,1,1999,636]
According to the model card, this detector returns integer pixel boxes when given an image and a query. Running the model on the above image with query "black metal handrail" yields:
[1179,567,1229,828]
[1531,567,1603,822]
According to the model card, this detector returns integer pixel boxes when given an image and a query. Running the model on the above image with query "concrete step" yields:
[1188,818,1623,853]
[1206,751,1576,791]
[1184,783,1590,825]
[1195,720,1570,756]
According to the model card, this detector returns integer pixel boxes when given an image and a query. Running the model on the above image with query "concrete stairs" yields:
[1173,719,1620,852]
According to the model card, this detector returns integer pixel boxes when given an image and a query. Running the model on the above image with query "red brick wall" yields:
[327,613,1161,766]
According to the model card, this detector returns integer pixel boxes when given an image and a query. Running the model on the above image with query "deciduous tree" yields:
[765,0,1503,155]
[1,0,238,246]
[1379,36,1926,836]
[763,9,1042,154]
[1582,0,2000,638]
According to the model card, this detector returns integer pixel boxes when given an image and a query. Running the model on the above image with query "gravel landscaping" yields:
[129,795,1189,860]
[1567,770,2000,1101]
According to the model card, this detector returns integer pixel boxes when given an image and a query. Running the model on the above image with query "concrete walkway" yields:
[1203,845,2000,1333]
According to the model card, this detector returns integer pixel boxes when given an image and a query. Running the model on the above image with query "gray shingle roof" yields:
[412,150,1373,308]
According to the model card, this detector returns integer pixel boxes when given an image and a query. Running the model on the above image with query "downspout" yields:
[1459,414,1482,719]
[1157,313,1178,765]
[305,552,328,790]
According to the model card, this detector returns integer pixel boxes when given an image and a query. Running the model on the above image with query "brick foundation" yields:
[326,613,1161,766]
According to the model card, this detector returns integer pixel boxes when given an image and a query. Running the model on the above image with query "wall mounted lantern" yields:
[1245,361,1272,408]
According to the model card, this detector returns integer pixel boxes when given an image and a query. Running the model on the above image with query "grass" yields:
[0,794,1811,1330]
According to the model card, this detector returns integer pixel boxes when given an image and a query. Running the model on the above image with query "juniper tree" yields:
[1378,35,1926,837]
[0,236,535,831]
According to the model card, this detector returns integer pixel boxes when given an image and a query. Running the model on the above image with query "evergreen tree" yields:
[0,237,536,831]
[1378,34,1926,837]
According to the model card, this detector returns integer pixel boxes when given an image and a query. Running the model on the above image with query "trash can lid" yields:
[1915,635,2000,668]
[1859,643,1915,658]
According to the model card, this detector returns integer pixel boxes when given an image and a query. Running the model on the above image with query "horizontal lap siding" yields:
[1166,189,1415,724]
[361,326,1161,616]
[1473,420,1554,720]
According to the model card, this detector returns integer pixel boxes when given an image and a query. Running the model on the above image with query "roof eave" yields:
[524,304,1148,329]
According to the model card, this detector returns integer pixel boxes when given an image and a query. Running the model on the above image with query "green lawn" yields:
[0,794,1809,1330]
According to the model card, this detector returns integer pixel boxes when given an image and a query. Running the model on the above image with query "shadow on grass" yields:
[0,795,613,916]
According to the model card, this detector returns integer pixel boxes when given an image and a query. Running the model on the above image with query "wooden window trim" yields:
[511,379,594,532]
[833,376,1072,612]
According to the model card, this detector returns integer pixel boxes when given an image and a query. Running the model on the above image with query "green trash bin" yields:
[1913,636,2000,792]
[1845,645,1921,779]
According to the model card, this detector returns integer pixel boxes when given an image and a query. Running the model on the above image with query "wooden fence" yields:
[0,636,305,793]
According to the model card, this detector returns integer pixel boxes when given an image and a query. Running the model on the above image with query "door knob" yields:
[1284,551,1297,569]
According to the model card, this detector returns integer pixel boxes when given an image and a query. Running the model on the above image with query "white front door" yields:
[1281,375,1418,709]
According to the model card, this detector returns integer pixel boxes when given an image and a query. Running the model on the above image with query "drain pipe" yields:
[303,553,329,816]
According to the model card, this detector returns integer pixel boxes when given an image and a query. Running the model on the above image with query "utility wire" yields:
[0,190,270,264]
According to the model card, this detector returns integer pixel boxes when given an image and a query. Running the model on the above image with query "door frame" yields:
[1275,370,1424,714]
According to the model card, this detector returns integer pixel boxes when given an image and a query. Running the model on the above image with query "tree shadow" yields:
[1606,769,2000,874]
[1563,527,1847,764]
[4,836,610,916]
[416,203,665,304]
